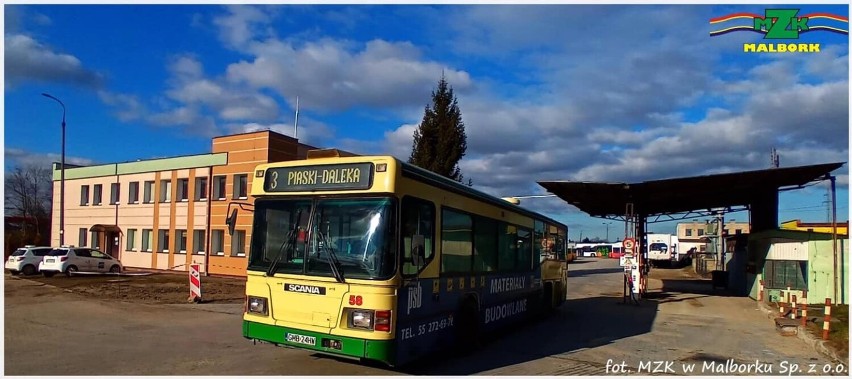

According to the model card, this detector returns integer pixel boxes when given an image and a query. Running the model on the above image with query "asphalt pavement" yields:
[3,258,845,375]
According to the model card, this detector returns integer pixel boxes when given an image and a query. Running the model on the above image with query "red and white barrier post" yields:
[801,290,808,326]
[189,263,202,302]
[790,295,797,319]
[822,298,831,340]
[758,279,764,302]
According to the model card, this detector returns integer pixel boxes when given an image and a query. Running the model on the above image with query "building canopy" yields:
[538,162,844,218]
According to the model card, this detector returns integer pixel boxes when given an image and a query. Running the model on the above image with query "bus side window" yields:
[402,197,435,276]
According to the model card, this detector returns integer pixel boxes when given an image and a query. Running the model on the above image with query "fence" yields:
[693,253,718,275]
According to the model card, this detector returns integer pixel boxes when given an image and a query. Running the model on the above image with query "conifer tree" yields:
[409,74,468,183]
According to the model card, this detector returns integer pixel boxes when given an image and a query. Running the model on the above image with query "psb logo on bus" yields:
[285,283,326,295]
[407,285,422,314]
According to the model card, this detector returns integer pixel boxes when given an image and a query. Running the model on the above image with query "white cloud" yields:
[98,91,146,122]
[4,34,103,88]
[213,5,275,49]
[5,148,97,170]
[226,37,472,112]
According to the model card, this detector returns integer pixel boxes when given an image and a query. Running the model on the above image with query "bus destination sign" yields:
[265,163,374,192]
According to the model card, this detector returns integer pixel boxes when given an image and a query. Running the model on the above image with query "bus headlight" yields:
[247,296,268,316]
[349,309,374,329]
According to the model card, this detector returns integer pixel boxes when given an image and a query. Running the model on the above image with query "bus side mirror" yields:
[411,234,425,268]
[226,209,238,236]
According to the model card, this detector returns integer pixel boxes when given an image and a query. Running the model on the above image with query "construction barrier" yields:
[790,295,797,319]
[822,298,832,340]
[188,264,202,302]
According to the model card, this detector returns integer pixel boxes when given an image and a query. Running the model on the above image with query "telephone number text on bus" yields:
[265,163,374,192]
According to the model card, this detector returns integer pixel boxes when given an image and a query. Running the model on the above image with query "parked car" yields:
[39,247,123,277]
[5,245,53,276]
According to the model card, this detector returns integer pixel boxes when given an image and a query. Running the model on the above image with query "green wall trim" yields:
[53,153,228,180]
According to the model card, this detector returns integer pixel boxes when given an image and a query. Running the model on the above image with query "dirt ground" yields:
[12,271,247,304]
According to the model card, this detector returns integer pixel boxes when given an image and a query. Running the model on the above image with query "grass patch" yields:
[806,304,848,359]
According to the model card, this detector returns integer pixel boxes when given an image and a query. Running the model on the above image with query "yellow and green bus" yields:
[236,150,568,366]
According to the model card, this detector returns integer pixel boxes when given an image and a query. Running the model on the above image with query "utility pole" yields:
[717,211,725,269]
[293,96,300,139]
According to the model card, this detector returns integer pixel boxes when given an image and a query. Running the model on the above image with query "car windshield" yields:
[650,243,668,251]
[248,197,396,280]
[47,249,69,256]
[11,249,26,256]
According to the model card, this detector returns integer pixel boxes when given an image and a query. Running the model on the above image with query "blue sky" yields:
[3,3,850,241]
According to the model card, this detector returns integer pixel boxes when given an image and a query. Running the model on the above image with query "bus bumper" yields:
[242,320,395,365]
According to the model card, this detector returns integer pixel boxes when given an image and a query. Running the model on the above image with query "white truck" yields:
[646,233,678,267]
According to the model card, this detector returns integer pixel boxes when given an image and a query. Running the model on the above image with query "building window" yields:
[110,183,120,205]
[158,229,170,252]
[159,180,171,203]
[213,176,226,200]
[128,182,139,204]
[193,230,206,255]
[177,179,189,201]
[697,229,704,236]
[176,229,187,253]
[91,231,100,249]
[93,184,103,205]
[79,228,87,247]
[126,229,137,251]
[195,177,208,201]
[143,181,154,203]
[685,228,692,237]
[233,174,248,199]
[142,229,153,252]
[231,230,246,256]
[764,260,807,290]
[212,230,225,255]
[80,185,90,205]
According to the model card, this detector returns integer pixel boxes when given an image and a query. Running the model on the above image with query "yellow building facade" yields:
[779,219,848,236]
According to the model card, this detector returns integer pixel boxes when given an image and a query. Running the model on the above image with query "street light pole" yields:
[42,93,65,247]
[602,221,612,242]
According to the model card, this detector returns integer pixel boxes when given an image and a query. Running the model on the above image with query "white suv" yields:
[39,247,123,277]
[5,245,53,276]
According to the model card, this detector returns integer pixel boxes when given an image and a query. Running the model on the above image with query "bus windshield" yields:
[248,197,396,280]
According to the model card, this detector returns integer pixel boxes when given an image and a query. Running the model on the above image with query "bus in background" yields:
[608,241,624,259]
[565,242,577,263]
[236,150,568,367]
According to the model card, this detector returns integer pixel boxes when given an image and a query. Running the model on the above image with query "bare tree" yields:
[4,164,53,239]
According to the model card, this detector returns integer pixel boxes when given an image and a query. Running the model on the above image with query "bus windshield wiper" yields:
[317,208,345,283]
[266,209,302,277]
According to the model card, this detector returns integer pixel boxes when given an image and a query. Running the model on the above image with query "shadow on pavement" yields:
[658,278,738,297]
[388,295,659,375]
[568,267,627,278]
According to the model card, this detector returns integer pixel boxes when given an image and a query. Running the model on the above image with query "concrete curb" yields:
[756,300,848,365]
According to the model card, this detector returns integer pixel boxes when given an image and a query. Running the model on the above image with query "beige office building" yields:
[676,220,751,253]
[51,130,313,276]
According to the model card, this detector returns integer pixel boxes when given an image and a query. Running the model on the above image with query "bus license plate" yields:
[286,333,316,346]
